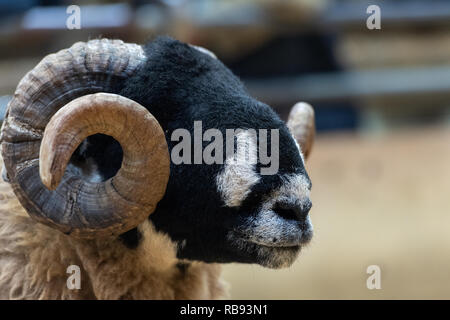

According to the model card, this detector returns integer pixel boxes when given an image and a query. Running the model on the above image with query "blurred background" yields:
[1,0,450,299]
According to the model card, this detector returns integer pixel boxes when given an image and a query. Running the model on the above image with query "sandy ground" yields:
[222,125,450,299]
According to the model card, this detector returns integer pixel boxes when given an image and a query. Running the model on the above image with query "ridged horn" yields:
[287,102,315,160]
[0,39,170,238]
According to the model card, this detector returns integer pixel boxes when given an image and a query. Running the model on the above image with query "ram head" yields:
[0,37,315,269]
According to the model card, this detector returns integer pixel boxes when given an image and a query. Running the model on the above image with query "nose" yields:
[273,199,312,222]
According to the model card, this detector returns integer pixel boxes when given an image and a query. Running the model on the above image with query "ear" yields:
[287,102,315,160]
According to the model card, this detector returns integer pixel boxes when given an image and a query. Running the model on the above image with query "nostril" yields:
[273,201,311,221]
[273,205,298,221]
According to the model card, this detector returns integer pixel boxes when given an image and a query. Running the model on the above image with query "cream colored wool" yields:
[0,160,228,300]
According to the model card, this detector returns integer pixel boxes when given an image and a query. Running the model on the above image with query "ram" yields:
[0,37,315,299]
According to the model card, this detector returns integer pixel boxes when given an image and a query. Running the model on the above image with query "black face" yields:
[74,36,314,268]
[148,123,313,269]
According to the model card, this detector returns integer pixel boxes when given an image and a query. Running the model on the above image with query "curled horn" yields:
[0,40,170,238]
[287,102,315,160]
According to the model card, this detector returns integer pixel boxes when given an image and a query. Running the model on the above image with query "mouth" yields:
[231,236,302,268]
[229,228,312,269]
[233,230,309,248]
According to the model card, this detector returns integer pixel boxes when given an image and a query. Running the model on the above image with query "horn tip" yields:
[287,101,315,160]
[39,163,59,191]
[290,102,314,118]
